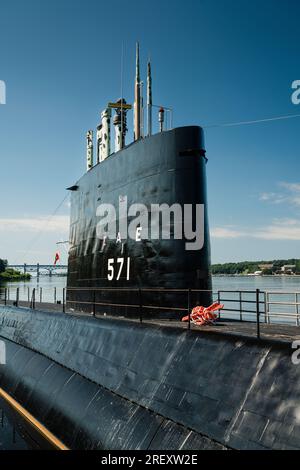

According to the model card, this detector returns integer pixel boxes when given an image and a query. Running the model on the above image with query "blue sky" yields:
[0,0,299,264]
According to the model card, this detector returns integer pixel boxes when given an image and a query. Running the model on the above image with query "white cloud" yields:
[212,219,300,241]
[279,182,300,192]
[290,196,300,206]
[254,219,300,240]
[211,227,246,238]
[259,192,287,204]
[0,215,69,233]
[259,192,274,201]
[259,182,300,207]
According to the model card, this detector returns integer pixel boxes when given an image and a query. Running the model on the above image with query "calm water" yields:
[3,274,300,299]
[213,275,300,292]
[0,400,29,450]
[3,275,67,304]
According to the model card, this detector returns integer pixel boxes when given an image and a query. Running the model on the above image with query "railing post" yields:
[27,287,30,303]
[93,290,96,317]
[139,288,143,323]
[256,288,260,339]
[30,288,36,310]
[33,288,35,310]
[16,288,19,307]
[4,288,7,306]
[63,288,66,313]
[264,291,267,323]
[265,292,270,324]
[187,288,191,330]
[239,291,242,321]
[218,291,221,319]
[54,287,57,304]
[40,287,42,304]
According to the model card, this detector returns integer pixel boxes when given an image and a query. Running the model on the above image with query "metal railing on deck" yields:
[0,286,66,313]
[265,291,300,325]
[1,286,300,339]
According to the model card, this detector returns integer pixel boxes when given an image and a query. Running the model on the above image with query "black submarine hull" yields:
[67,126,212,316]
[0,305,300,450]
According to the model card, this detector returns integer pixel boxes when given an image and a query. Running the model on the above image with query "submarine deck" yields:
[0,302,299,450]
[4,299,300,345]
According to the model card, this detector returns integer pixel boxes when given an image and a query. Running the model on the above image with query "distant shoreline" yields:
[212,274,300,277]
[0,268,31,282]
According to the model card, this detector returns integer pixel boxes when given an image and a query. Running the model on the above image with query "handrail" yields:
[1,286,300,339]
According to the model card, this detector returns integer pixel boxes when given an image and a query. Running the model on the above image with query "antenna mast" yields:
[147,59,152,136]
[134,42,141,140]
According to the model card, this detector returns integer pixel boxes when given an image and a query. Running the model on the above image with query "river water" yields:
[3,274,300,300]
[213,274,300,292]
[0,400,29,450]
[3,275,67,304]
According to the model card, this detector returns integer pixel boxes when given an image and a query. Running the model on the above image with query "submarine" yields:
[0,44,299,451]
[67,42,212,316]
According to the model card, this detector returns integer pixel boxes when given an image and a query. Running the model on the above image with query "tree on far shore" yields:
[0,259,7,274]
